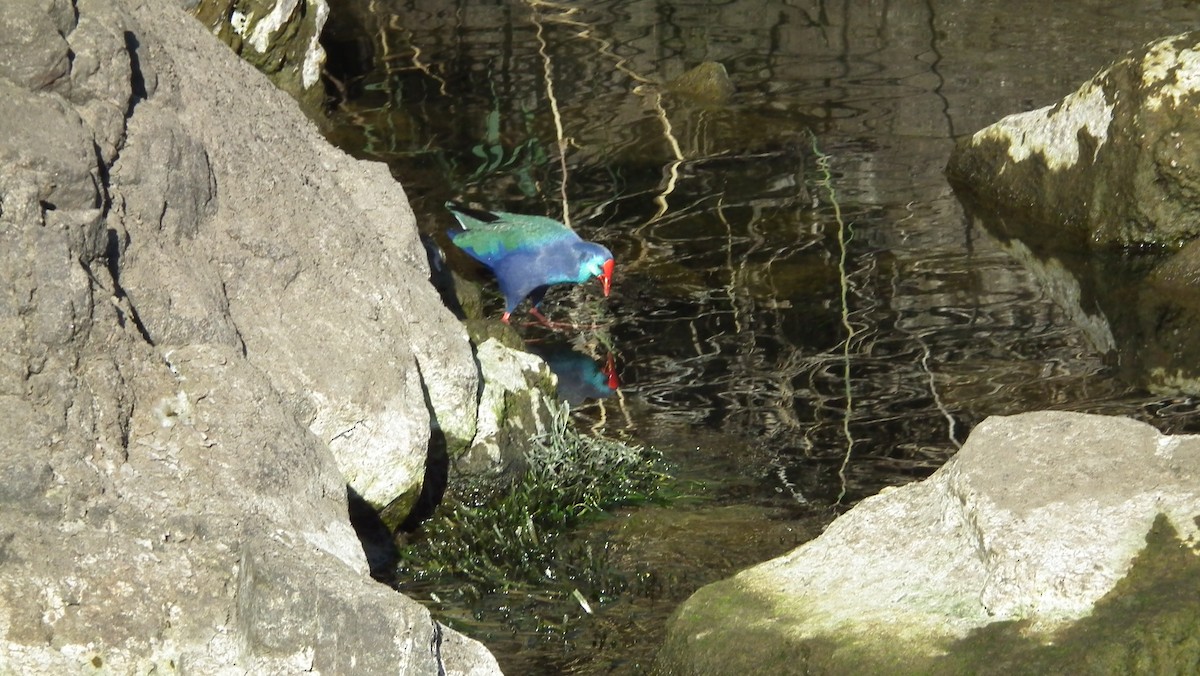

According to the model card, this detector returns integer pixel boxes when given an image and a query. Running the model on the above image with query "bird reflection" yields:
[528,342,620,406]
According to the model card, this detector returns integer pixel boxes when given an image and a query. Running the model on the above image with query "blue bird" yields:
[445,202,614,324]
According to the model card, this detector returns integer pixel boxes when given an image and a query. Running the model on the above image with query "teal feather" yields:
[446,207,575,264]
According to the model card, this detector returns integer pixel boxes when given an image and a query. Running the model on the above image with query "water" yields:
[320,1,1200,671]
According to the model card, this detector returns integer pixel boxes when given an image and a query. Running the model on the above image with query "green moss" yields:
[451,272,486,321]
[657,579,944,675]
[463,319,523,351]
[654,578,804,676]
[378,486,421,532]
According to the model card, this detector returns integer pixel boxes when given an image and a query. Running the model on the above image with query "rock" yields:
[947,32,1200,247]
[0,81,102,212]
[0,0,74,92]
[0,0,500,672]
[68,0,136,164]
[112,0,480,510]
[656,411,1200,674]
[457,338,561,477]
[1128,241,1200,394]
[947,31,1200,395]
[666,61,736,105]
[191,0,330,112]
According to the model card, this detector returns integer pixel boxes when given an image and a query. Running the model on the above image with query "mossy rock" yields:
[666,61,735,105]
[654,514,1200,675]
[190,0,326,113]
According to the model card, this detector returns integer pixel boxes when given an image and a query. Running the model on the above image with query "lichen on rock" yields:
[190,0,330,112]
[971,78,1114,171]
[947,31,1200,247]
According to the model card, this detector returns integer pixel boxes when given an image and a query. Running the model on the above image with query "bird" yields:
[445,202,614,325]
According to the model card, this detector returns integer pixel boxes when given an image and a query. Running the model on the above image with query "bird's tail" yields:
[445,201,501,230]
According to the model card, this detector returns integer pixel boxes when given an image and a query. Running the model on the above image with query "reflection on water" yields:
[324,0,1197,502]
[322,0,1199,669]
[528,342,619,406]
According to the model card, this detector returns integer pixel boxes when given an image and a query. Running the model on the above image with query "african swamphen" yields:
[445,202,614,324]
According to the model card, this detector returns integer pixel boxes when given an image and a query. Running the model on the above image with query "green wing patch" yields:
[451,212,574,264]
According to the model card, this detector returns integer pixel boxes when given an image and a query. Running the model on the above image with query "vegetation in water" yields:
[395,406,672,631]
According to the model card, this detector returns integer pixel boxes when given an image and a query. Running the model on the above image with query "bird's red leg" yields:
[527,307,557,328]
[523,307,575,331]
[523,307,612,331]
[501,311,512,324]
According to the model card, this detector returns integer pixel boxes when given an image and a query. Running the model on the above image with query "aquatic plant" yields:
[395,405,670,606]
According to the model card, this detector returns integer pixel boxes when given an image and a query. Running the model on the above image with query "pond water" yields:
[320,0,1200,672]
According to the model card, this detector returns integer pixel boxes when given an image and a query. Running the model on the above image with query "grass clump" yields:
[395,406,670,607]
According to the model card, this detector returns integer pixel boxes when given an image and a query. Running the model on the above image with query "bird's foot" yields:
[523,307,568,331]
[521,308,608,332]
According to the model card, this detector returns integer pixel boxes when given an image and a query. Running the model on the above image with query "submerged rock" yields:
[947,32,1200,247]
[666,61,736,105]
[656,411,1200,674]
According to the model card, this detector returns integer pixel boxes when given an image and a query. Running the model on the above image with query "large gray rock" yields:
[0,0,499,672]
[947,32,1200,247]
[657,411,1200,674]
[0,0,75,92]
[112,0,479,511]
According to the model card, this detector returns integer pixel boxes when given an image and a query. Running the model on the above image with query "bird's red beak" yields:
[600,259,614,296]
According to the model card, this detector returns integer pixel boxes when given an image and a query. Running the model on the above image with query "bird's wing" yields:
[448,213,579,267]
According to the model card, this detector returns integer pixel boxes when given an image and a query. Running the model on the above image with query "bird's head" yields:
[579,245,615,296]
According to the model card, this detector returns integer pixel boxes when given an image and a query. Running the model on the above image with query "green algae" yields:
[653,577,807,676]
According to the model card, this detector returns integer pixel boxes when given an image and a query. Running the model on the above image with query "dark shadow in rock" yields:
[124,31,147,114]
[346,484,399,583]
[103,227,154,344]
[395,356,452,534]
[422,234,467,319]
[398,422,449,533]
[317,3,377,107]
[930,514,1200,674]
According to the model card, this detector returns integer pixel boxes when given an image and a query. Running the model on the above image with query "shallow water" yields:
[321,0,1200,671]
